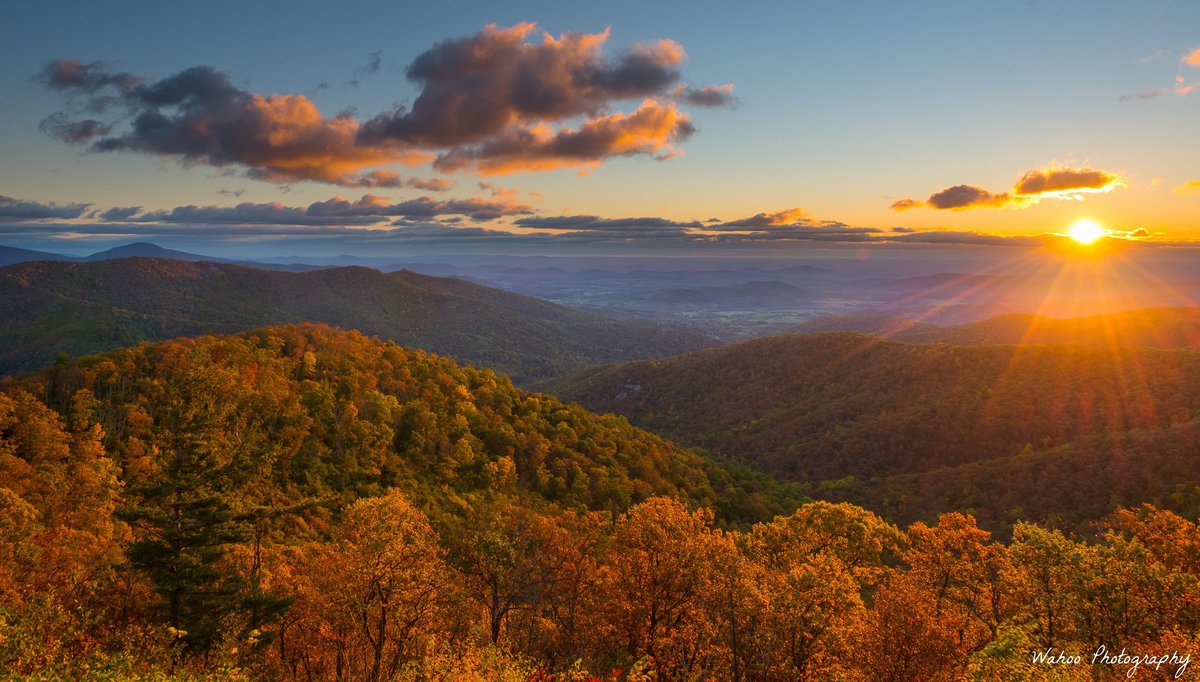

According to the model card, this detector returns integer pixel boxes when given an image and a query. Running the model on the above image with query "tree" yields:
[116,348,278,653]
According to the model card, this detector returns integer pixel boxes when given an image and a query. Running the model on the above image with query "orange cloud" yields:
[892,165,1123,211]
[433,100,693,175]
[1174,181,1200,197]
[1013,166,1123,196]
[1185,47,1200,67]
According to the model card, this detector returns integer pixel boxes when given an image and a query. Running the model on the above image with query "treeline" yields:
[549,332,1200,532]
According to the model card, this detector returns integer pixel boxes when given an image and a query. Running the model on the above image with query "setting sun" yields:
[1068,219,1106,244]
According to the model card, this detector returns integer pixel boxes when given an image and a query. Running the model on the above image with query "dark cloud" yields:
[306,194,532,221]
[36,59,141,94]
[129,202,359,226]
[513,208,880,239]
[38,113,112,143]
[927,185,1016,210]
[337,170,453,191]
[0,195,90,221]
[97,206,142,220]
[676,84,737,108]
[359,23,686,147]
[514,215,702,230]
[113,193,530,226]
[345,50,383,87]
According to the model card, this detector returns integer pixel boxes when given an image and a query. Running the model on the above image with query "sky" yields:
[1,0,1198,257]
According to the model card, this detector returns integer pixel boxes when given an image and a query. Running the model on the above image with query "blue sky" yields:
[1,0,1198,256]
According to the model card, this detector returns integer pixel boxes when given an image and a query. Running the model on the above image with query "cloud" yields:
[38,113,113,143]
[1013,167,1123,196]
[1185,47,1200,67]
[1174,181,1200,197]
[928,185,1018,210]
[39,25,726,182]
[892,165,1123,211]
[514,215,702,230]
[308,194,532,221]
[38,61,425,185]
[0,195,90,221]
[1118,87,1167,101]
[96,206,142,220]
[337,169,452,191]
[345,50,383,88]
[890,230,1046,247]
[433,99,694,174]
[117,193,533,226]
[36,59,141,95]
[675,84,737,108]
[514,208,876,240]
[715,207,809,228]
[359,23,685,147]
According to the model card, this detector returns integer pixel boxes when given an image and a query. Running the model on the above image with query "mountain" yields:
[0,257,713,383]
[0,245,72,266]
[82,241,219,262]
[547,331,1200,531]
[797,307,1200,350]
[0,323,796,525]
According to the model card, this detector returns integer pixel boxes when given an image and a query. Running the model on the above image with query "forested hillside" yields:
[0,258,711,383]
[2,325,1198,680]
[797,307,1200,350]
[549,332,1200,532]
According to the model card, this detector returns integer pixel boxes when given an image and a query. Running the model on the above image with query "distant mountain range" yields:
[547,328,1200,532]
[0,257,712,383]
[0,241,321,271]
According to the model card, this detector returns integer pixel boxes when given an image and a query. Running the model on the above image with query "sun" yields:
[1067,219,1106,245]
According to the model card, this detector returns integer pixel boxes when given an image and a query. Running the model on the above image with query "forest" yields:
[549,331,1200,534]
[1,324,1197,680]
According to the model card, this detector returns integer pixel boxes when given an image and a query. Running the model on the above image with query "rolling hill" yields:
[547,331,1200,531]
[0,257,713,383]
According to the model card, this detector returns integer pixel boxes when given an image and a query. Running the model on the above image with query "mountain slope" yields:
[797,307,1200,350]
[0,245,72,266]
[547,331,1200,530]
[0,258,712,382]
